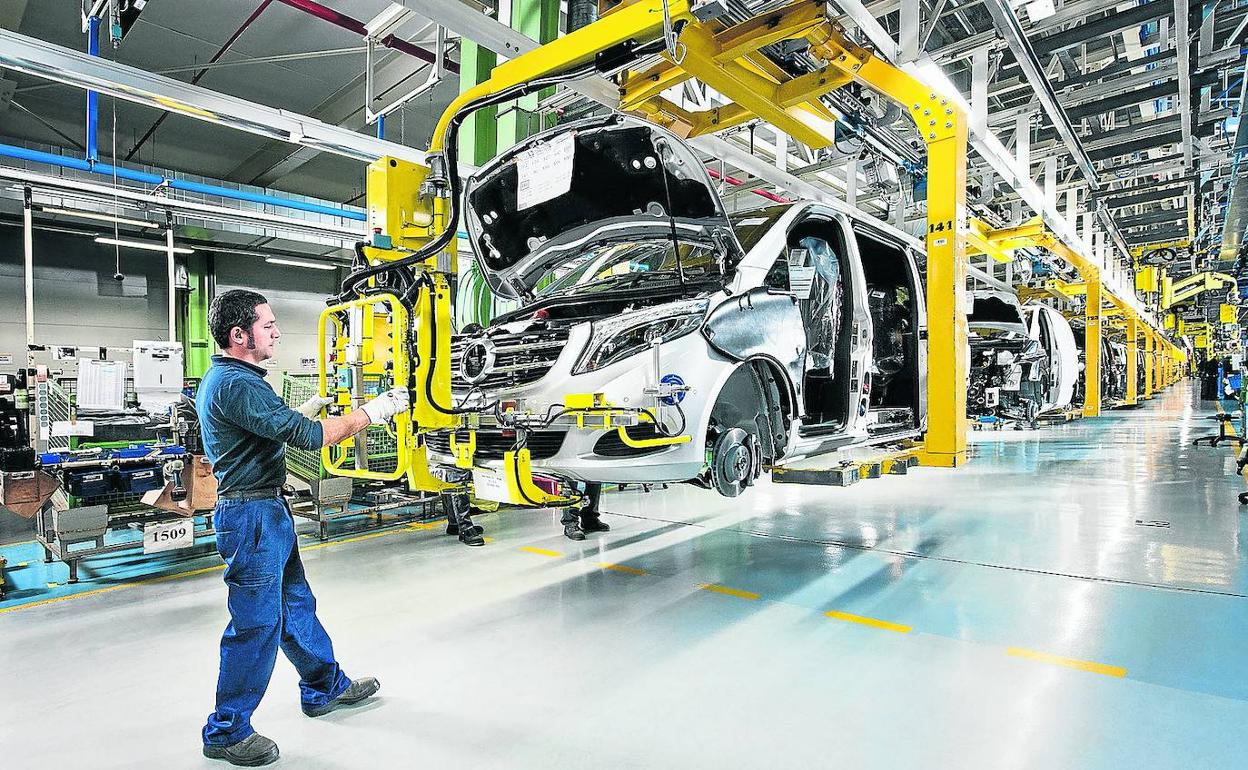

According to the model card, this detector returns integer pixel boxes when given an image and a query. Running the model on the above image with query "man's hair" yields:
[209,289,269,349]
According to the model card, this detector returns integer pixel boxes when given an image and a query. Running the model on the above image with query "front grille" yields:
[425,430,566,461]
[449,326,571,391]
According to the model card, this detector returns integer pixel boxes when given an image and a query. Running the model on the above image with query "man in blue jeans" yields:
[198,289,409,766]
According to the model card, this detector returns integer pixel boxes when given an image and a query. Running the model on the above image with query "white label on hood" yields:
[515,131,575,211]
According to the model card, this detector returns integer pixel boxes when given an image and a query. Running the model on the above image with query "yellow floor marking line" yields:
[1006,647,1126,678]
[303,525,417,552]
[407,521,444,531]
[482,537,495,543]
[519,546,562,558]
[1,523,425,615]
[698,583,760,600]
[1,563,227,616]
[599,562,647,575]
[824,610,912,634]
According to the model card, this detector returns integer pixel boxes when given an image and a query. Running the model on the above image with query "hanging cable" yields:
[336,60,605,302]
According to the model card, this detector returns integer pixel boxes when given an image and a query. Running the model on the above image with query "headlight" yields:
[574,299,707,374]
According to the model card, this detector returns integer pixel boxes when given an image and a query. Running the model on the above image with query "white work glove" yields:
[361,387,410,425]
[296,395,335,419]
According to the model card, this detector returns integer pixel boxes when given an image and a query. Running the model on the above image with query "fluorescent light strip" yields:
[265,257,337,270]
[94,236,194,254]
[41,206,154,229]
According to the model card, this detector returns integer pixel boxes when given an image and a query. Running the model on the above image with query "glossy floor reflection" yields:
[2,383,1245,769]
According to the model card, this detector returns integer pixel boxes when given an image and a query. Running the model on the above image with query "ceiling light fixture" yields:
[265,256,337,270]
[94,236,194,254]
[41,206,154,229]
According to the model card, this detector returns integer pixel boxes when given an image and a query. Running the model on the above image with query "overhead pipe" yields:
[705,167,791,204]
[274,0,458,74]
[86,15,100,163]
[0,142,367,221]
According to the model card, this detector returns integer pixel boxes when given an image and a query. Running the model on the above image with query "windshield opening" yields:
[729,206,790,252]
[969,295,1024,325]
[535,239,722,298]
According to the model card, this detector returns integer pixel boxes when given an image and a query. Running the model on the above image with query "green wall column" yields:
[496,0,560,150]
[458,39,498,167]
[456,0,560,328]
[179,253,212,378]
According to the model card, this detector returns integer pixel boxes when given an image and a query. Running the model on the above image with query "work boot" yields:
[580,515,610,534]
[445,521,484,537]
[202,733,279,767]
[563,523,586,541]
[458,521,486,547]
[303,677,381,717]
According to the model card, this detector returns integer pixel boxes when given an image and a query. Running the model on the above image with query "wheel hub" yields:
[710,427,760,497]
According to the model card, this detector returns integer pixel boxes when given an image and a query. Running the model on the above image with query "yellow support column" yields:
[1154,336,1163,391]
[918,119,969,465]
[1084,277,1103,417]
[1125,315,1139,406]
[1143,328,1155,398]
[810,24,969,466]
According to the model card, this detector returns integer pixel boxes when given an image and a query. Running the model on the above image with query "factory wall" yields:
[214,256,342,386]
[0,227,172,363]
[0,227,339,387]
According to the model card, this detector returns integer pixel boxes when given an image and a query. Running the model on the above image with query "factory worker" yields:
[198,289,407,766]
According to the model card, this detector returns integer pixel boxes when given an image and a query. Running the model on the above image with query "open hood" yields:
[463,114,736,300]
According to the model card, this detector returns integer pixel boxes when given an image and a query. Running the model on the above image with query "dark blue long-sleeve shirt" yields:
[197,355,323,494]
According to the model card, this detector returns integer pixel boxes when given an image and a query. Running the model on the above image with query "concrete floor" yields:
[3,382,1247,769]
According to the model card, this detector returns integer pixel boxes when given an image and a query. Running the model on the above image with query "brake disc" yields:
[710,427,759,498]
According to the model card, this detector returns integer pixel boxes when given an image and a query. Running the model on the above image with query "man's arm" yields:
[318,410,370,448]
[319,387,410,448]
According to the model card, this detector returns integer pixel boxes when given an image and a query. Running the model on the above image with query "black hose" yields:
[337,60,604,303]
[339,35,671,302]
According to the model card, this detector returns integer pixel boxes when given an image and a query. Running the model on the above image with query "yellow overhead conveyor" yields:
[965,218,1186,415]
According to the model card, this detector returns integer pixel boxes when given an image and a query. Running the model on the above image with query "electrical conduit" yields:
[86,15,100,163]
[0,143,366,221]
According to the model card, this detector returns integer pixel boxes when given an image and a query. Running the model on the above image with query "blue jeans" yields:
[202,496,350,747]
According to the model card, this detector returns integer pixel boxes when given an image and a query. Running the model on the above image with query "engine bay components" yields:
[966,290,1049,426]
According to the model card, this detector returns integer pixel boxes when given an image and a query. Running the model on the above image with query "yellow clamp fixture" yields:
[563,392,690,447]
[318,292,411,482]
[503,449,579,507]
[449,430,477,469]
[616,409,692,449]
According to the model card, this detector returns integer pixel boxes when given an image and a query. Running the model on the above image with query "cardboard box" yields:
[142,455,218,516]
[0,470,60,518]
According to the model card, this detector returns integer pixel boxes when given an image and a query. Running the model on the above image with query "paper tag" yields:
[472,466,511,503]
[515,132,575,211]
[787,248,815,300]
[788,266,816,300]
[143,518,194,554]
[51,420,94,437]
[300,357,317,369]
[0,354,12,365]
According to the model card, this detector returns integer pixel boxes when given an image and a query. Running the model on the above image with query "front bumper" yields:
[431,326,721,484]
